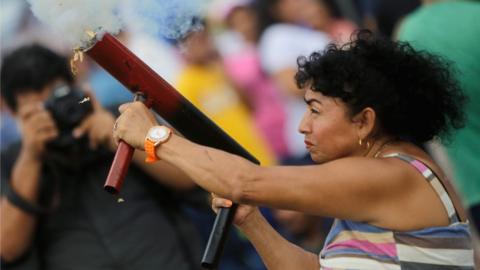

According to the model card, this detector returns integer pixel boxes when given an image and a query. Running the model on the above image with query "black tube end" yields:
[104,186,118,195]
[200,261,215,269]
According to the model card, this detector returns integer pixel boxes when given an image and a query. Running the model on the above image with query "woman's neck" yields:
[364,136,399,158]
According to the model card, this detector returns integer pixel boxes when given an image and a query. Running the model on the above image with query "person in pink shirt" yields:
[219,2,290,159]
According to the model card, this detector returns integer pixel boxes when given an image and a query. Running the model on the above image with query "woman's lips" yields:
[304,140,313,148]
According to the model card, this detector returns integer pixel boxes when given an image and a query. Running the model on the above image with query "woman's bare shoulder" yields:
[377,143,468,223]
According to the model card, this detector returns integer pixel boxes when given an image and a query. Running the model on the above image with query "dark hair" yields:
[250,0,280,36]
[318,0,342,18]
[0,44,73,111]
[295,30,466,144]
[251,0,343,36]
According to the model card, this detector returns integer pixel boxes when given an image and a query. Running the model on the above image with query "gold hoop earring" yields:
[358,138,363,146]
[366,141,371,149]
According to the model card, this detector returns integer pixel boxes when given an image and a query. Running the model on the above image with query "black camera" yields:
[44,84,93,150]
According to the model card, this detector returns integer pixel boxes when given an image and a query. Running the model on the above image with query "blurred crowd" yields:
[1,0,479,269]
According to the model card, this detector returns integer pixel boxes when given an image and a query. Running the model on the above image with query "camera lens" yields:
[44,84,93,149]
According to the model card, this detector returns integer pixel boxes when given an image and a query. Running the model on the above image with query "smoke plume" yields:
[123,0,208,40]
[27,0,209,48]
[27,0,123,48]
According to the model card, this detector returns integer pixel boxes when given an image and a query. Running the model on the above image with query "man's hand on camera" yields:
[73,107,116,150]
[18,102,58,159]
[72,90,116,150]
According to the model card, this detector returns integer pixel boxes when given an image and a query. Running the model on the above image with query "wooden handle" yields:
[104,140,135,194]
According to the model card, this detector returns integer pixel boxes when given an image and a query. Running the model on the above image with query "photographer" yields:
[0,44,203,270]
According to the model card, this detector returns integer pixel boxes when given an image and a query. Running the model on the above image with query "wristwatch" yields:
[144,125,172,163]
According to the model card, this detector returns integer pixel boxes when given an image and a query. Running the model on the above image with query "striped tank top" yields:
[319,153,474,270]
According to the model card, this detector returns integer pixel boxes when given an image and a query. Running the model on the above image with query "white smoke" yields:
[122,0,208,40]
[27,0,123,48]
[27,0,210,48]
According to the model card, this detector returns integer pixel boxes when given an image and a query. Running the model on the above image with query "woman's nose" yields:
[298,112,311,134]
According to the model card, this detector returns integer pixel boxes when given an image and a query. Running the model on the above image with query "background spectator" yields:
[175,25,276,166]
[397,0,480,236]
[216,1,290,160]
[0,44,204,270]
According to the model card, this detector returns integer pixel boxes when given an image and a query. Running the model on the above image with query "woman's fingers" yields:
[211,197,233,213]
[118,102,133,113]
[114,101,159,150]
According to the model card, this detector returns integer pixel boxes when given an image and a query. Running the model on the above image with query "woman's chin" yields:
[309,153,323,164]
[310,152,334,164]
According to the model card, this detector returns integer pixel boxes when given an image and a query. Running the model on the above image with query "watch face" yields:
[149,126,169,141]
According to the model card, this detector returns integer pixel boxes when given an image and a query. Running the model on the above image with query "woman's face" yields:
[299,89,361,163]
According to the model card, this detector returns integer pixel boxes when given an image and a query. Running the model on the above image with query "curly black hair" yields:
[295,30,467,144]
[1,44,73,112]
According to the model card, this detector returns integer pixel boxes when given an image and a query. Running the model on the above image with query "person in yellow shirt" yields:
[176,27,276,166]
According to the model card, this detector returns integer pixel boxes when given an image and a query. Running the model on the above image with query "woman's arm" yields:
[131,151,196,190]
[238,207,319,270]
[159,135,410,223]
[114,102,440,229]
[212,198,319,270]
[158,135,449,230]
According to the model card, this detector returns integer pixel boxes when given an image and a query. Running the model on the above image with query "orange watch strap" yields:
[144,139,159,163]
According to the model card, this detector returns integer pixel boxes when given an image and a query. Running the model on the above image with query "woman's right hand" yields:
[211,194,260,227]
[114,101,158,150]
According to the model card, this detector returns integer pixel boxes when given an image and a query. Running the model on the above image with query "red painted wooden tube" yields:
[104,93,144,194]
[84,33,259,269]
[104,140,134,194]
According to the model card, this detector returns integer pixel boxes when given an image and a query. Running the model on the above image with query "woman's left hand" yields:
[113,101,158,150]
[211,193,261,227]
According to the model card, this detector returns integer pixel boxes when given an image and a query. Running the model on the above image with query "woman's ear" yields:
[352,107,376,140]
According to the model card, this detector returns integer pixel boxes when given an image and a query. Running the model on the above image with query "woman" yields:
[113,31,473,269]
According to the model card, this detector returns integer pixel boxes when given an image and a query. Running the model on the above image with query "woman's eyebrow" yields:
[303,97,322,105]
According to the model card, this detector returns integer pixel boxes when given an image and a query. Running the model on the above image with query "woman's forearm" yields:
[156,135,258,201]
[238,209,320,270]
[131,151,196,190]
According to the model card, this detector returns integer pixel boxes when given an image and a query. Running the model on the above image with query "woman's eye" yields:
[310,108,320,114]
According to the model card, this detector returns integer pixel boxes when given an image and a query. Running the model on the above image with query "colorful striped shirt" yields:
[319,153,474,270]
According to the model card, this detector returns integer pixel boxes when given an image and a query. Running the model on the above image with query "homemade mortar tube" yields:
[84,33,259,269]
